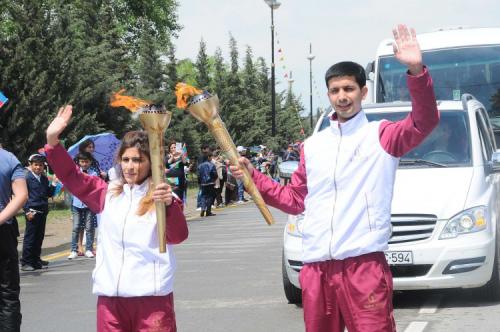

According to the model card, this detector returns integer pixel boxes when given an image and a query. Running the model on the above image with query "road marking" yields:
[419,294,442,314]
[42,251,70,261]
[404,321,428,332]
[44,270,90,275]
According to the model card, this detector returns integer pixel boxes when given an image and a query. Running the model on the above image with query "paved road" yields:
[20,203,500,331]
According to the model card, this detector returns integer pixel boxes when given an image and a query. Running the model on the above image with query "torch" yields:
[175,84,275,225]
[111,91,172,253]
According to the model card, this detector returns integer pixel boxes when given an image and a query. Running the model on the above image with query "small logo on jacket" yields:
[363,292,383,309]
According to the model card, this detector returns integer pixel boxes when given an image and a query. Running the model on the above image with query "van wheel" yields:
[282,251,302,304]
[477,243,500,301]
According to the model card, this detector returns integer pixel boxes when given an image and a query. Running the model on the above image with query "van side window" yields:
[476,112,493,162]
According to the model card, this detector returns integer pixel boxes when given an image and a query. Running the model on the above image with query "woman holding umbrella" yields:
[76,139,107,179]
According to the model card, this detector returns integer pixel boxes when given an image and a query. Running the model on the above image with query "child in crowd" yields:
[68,152,97,259]
[20,154,56,271]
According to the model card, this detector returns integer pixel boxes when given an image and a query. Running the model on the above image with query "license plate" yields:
[384,251,413,265]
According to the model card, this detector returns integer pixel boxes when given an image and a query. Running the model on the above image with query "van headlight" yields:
[439,206,487,240]
[286,213,305,237]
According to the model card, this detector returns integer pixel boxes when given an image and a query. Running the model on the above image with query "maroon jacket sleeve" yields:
[165,198,188,244]
[44,143,107,214]
[379,67,440,157]
[252,147,308,215]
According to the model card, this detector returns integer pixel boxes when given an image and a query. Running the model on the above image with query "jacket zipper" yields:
[329,125,342,259]
[154,260,158,295]
[115,192,133,296]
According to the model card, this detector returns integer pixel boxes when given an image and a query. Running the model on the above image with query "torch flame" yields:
[175,83,203,109]
[110,89,151,112]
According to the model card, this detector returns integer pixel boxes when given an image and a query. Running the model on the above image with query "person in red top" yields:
[231,24,439,332]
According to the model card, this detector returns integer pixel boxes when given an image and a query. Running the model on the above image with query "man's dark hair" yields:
[76,151,92,161]
[324,61,366,88]
[28,154,45,164]
[201,144,209,151]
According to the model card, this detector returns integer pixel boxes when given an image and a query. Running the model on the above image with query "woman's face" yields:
[169,143,176,154]
[84,144,95,154]
[120,147,151,185]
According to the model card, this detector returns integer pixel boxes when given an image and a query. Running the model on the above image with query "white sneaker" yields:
[196,207,202,211]
[67,251,78,260]
[237,200,244,204]
[85,250,95,258]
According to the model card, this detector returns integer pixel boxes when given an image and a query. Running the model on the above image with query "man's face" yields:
[30,162,44,175]
[78,159,91,170]
[327,75,367,123]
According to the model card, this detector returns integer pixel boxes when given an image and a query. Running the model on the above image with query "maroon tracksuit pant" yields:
[299,252,396,332]
[97,293,176,332]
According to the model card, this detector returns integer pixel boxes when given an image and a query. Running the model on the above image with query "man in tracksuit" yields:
[20,154,55,271]
[231,24,439,331]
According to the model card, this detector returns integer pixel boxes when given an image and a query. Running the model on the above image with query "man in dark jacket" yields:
[20,154,55,271]
[197,154,217,217]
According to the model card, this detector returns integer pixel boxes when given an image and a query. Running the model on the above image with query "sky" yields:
[175,0,500,117]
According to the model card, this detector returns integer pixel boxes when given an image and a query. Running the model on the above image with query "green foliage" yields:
[0,0,179,161]
[0,0,308,164]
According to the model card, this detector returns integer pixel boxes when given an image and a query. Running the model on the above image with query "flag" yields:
[182,143,189,162]
[0,91,8,108]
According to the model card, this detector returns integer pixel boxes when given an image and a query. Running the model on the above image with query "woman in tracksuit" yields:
[45,105,188,331]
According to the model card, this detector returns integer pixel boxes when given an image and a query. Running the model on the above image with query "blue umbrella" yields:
[67,133,121,172]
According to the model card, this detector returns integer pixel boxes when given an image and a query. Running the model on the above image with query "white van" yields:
[369,26,500,142]
[281,95,500,304]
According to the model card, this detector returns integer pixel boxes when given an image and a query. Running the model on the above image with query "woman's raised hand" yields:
[46,105,73,146]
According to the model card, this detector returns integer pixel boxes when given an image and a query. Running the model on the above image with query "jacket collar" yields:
[123,178,150,197]
[329,110,368,136]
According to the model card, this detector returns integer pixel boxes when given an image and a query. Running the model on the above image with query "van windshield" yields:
[376,45,500,130]
[366,111,472,167]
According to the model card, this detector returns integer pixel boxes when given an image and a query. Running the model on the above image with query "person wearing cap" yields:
[231,25,439,331]
[20,154,56,271]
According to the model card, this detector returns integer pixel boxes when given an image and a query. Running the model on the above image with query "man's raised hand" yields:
[46,105,73,146]
[392,24,423,76]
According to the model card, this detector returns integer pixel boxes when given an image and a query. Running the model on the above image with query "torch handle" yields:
[208,117,274,225]
[146,131,168,252]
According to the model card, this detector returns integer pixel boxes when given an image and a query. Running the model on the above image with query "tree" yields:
[195,38,211,90]
[0,0,181,160]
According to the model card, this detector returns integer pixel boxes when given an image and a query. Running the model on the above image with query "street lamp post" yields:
[264,0,280,137]
[307,43,315,129]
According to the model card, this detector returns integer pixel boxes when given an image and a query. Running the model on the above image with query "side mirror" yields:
[490,151,500,172]
[365,61,375,76]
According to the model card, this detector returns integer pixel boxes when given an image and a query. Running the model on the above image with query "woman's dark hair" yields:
[324,61,366,88]
[116,131,151,164]
[78,139,95,153]
[111,131,153,215]
[167,139,176,151]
